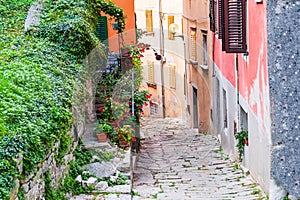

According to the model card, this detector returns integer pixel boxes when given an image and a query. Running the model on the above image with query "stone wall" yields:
[10,119,85,200]
[267,0,300,199]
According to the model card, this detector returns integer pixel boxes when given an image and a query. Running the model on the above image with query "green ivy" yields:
[0,0,127,199]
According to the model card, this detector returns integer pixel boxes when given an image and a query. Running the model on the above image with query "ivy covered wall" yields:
[0,0,125,199]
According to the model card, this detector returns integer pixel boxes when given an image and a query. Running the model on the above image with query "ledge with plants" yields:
[94,42,151,150]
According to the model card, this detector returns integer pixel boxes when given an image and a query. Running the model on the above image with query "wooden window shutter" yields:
[96,16,108,44]
[145,10,153,32]
[224,0,247,53]
[148,61,154,83]
[218,0,224,40]
[214,0,218,34]
[209,0,215,32]
[190,28,197,61]
[169,65,176,89]
[168,16,175,40]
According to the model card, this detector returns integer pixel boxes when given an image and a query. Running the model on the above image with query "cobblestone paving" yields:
[132,118,266,200]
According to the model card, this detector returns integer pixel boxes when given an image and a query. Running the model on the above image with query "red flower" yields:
[132,137,137,142]
[144,102,148,106]
[120,116,125,120]
[141,112,144,115]
[138,105,143,109]
[99,107,104,112]
[150,100,153,104]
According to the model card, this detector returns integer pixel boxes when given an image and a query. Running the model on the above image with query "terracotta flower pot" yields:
[97,133,107,142]
[119,140,130,148]
[244,138,249,146]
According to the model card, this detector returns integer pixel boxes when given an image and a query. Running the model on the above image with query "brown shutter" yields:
[169,65,176,89]
[214,0,218,33]
[148,61,154,83]
[224,0,247,53]
[209,0,215,32]
[218,0,224,40]
[168,16,175,40]
[146,10,153,32]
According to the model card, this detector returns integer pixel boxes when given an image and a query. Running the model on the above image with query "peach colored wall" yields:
[183,0,212,131]
[103,0,136,52]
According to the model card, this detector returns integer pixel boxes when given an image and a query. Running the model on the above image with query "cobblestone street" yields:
[132,118,266,200]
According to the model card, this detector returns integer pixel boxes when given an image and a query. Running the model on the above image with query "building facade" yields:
[209,0,299,198]
[98,0,136,52]
[135,0,187,119]
[209,0,271,193]
[183,0,212,131]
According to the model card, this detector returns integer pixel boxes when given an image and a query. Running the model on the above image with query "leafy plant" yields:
[95,120,113,135]
[116,125,134,146]
[236,130,248,160]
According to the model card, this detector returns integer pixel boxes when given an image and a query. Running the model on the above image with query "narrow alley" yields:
[132,118,266,200]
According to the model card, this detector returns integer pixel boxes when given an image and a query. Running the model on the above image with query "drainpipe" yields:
[159,0,166,118]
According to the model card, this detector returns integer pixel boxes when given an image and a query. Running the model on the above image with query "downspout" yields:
[236,54,239,105]
[159,0,166,118]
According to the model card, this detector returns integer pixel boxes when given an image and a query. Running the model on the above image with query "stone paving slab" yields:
[132,118,266,200]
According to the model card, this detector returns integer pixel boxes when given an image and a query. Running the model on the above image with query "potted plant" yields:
[95,120,113,142]
[116,125,134,148]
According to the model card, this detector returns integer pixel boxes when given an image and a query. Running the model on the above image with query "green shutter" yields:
[96,16,108,44]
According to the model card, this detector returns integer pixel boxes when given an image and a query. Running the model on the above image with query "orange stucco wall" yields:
[104,0,136,52]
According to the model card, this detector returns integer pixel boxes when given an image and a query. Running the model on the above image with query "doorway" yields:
[192,86,198,128]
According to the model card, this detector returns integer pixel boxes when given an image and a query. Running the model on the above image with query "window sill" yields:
[200,64,208,70]
[189,59,198,67]
[147,82,157,89]
[144,32,155,36]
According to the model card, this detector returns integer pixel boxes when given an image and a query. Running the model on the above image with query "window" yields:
[168,16,174,40]
[169,65,176,89]
[218,0,224,40]
[210,0,218,33]
[202,33,208,66]
[145,10,153,32]
[190,28,197,61]
[216,0,247,53]
[239,106,248,131]
[223,89,228,128]
[96,16,108,45]
[147,61,154,83]
[223,0,247,53]
[209,0,215,32]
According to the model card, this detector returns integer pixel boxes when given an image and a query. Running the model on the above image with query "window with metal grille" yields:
[169,65,176,89]
[145,10,153,32]
[147,61,154,83]
[168,16,175,40]
[223,0,247,53]
[190,28,197,61]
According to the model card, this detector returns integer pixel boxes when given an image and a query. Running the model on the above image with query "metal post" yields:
[159,0,165,118]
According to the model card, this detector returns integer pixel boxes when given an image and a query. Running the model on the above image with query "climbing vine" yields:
[0,0,126,199]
